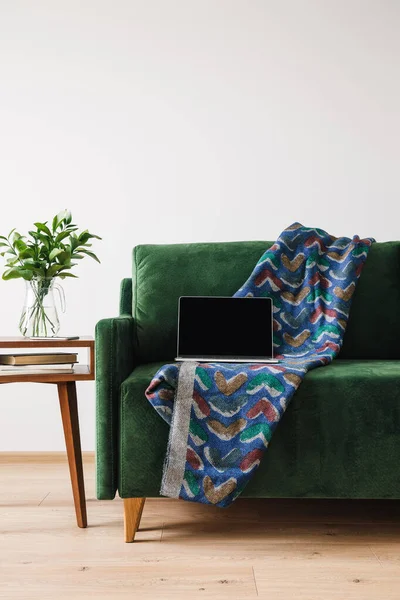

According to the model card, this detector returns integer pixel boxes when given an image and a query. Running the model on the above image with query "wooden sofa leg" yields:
[123,498,146,542]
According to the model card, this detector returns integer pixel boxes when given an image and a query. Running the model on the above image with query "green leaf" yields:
[49,248,64,261]
[56,250,71,266]
[20,269,34,280]
[2,267,22,280]
[78,230,90,243]
[78,231,102,243]
[14,239,27,252]
[46,264,67,277]
[0,242,8,248]
[0,236,8,241]
[11,231,22,244]
[52,210,69,231]
[69,235,80,251]
[76,249,101,263]
[55,230,71,244]
[6,257,19,266]
[75,245,92,251]
[34,222,52,237]
[7,256,19,265]
[19,248,35,260]
[37,232,50,244]
[22,257,36,263]
[58,272,78,279]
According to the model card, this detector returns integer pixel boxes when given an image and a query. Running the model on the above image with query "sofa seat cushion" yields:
[119,360,400,499]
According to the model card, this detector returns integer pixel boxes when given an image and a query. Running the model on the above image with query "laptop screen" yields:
[177,296,273,359]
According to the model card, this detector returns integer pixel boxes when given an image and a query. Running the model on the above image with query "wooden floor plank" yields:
[368,544,400,568]
[2,564,257,599]
[253,561,400,599]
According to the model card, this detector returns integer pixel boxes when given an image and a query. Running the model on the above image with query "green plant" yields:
[0,209,101,281]
[0,210,101,337]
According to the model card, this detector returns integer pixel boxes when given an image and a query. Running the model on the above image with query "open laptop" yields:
[175,296,278,363]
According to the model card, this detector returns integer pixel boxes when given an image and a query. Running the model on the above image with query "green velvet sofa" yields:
[95,241,400,541]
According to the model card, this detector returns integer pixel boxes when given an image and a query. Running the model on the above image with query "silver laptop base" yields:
[175,357,279,364]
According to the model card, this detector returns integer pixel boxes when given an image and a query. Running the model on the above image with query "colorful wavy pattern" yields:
[146,223,373,507]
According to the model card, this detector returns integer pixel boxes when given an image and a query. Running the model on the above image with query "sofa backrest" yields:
[131,241,400,363]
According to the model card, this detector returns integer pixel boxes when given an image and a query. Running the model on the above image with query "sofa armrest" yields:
[95,314,135,499]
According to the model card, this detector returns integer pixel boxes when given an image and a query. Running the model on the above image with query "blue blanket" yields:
[146,223,373,507]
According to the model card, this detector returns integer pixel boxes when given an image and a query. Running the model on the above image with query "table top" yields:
[0,336,94,348]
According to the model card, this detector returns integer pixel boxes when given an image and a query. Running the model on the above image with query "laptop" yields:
[175,296,278,363]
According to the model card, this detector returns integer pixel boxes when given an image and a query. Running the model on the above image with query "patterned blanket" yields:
[146,223,373,507]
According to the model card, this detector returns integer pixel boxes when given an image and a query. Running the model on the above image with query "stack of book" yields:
[0,352,78,374]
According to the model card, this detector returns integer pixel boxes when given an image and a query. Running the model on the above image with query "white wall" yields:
[0,0,399,450]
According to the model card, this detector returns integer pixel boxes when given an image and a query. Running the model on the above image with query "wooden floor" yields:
[1,458,400,599]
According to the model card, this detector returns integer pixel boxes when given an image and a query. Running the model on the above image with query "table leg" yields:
[57,381,87,528]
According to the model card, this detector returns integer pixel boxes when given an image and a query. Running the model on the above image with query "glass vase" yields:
[19,277,66,337]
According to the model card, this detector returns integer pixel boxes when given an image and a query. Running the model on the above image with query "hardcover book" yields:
[0,352,78,366]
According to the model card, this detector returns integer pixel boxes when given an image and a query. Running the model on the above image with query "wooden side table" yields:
[0,336,95,528]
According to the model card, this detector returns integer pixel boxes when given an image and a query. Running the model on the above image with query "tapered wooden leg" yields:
[58,382,87,528]
[124,498,145,542]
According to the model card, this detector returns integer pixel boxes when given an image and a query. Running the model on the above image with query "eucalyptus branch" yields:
[0,209,101,281]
